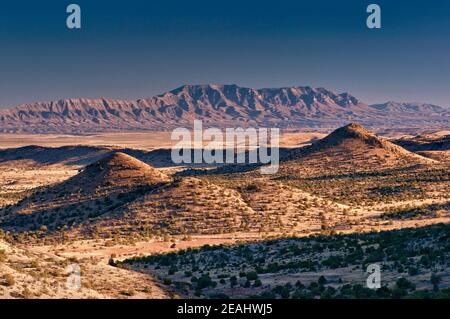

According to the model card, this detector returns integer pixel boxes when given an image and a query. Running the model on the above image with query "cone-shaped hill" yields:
[0,152,171,233]
[73,152,172,194]
[282,123,433,173]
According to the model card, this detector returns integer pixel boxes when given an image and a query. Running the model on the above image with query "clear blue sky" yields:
[0,0,449,108]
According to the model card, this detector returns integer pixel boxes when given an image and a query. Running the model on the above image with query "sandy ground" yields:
[0,132,175,150]
[0,131,326,150]
[0,238,170,299]
[27,234,257,261]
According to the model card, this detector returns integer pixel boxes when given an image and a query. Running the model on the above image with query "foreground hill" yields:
[0,85,448,133]
[0,153,258,240]
[0,153,171,233]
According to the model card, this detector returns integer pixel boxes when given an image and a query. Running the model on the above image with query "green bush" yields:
[246,271,258,281]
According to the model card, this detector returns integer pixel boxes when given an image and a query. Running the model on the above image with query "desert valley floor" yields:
[0,125,449,299]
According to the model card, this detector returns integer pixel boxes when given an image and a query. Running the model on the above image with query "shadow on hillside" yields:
[0,145,111,166]
[288,164,425,181]
[377,201,450,220]
[0,145,295,171]
[0,145,221,168]
[0,182,167,234]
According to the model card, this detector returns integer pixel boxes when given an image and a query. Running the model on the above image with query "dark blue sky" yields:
[1,0,449,108]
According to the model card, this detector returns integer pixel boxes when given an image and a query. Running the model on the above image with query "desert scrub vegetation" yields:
[381,202,449,220]
[276,165,449,206]
[2,273,15,287]
[121,223,450,299]
[0,249,7,263]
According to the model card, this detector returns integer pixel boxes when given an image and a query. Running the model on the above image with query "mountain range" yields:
[0,84,448,133]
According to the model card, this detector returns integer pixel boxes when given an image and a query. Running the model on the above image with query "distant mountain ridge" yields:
[370,101,447,113]
[0,84,448,133]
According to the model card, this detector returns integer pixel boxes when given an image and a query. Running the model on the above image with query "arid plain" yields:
[0,125,449,299]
